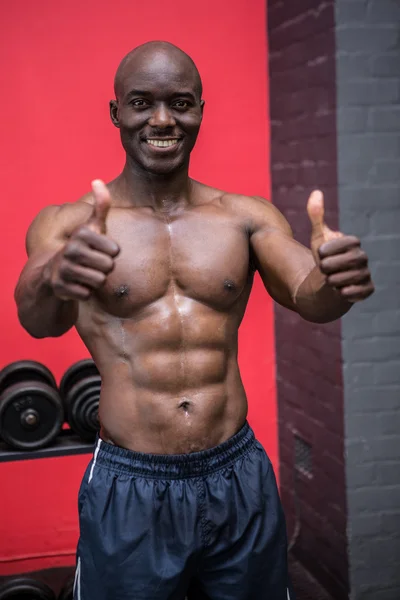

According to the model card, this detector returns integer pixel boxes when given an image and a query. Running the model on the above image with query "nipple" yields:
[224,279,236,292]
[114,284,130,298]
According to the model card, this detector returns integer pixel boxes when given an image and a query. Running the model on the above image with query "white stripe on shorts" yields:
[287,588,291,599]
[88,437,102,483]
[73,557,81,600]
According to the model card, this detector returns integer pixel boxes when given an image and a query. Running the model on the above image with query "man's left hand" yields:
[307,190,374,303]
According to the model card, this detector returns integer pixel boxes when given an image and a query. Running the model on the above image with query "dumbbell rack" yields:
[0,429,93,462]
[0,359,101,462]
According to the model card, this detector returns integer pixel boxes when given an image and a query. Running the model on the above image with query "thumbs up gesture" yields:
[50,180,120,301]
[86,180,113,235]
[307,190,374,303]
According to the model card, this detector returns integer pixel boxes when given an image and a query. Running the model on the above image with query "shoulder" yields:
[194,180,292,236]
[26,194,95,254]
[219,193,292,236]
[28,198,92,234]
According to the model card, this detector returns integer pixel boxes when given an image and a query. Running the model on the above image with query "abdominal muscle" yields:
[78,305,249,455]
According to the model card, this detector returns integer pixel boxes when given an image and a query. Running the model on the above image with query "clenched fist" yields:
[49,180,120,301]
[307,190,374,303]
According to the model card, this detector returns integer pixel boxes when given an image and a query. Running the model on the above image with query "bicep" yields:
[25,200,93,256]
[16,200,94,303]
[25,205,66,256]
[14,207,67,299]
[249,204,315,310]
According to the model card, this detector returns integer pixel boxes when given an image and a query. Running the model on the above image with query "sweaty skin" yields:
[15,42,374,454]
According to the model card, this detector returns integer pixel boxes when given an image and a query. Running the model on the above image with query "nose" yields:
[148,104,176,129]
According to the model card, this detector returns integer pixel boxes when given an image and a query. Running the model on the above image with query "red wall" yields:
[0,0,275,575]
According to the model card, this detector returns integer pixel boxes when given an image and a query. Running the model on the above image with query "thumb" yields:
[88,179,111,234]
[307,189,325,237]
[307,189,342,247]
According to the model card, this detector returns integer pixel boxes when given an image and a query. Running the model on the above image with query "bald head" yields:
[114,41,203,101]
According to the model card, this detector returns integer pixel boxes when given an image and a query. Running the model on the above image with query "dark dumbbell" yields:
[0,361,64,450]
[60,359,101,442]
[0,576,55,599]
[57,575,74,600]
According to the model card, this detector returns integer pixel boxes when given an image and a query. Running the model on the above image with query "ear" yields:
[109,100,120,128]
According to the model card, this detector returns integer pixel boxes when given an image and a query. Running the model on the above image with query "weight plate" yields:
[0,382,64,450]
[70,389,101,441]
[59,359,99,401]
[66,375,101,442]
[0,576,55,600]
[0,361,56,396]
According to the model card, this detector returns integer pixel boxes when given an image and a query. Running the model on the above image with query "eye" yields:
[173,100,190,110]
[131,99,149,108]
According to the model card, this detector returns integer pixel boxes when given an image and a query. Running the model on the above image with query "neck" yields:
[112,156,193,211]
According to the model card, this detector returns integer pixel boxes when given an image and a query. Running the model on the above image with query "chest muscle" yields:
[96,210,250,317]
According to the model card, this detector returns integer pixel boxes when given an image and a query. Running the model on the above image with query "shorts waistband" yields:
[94,421,255,479]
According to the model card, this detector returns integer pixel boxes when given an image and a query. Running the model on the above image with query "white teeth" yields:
[147,139,178,147]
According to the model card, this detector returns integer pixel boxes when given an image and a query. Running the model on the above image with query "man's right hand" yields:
[48,180,120,301]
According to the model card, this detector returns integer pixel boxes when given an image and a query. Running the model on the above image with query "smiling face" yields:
[110,43,204,176]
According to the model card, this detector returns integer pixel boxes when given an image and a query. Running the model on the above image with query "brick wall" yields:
[267,1,348,597]
[268,0,400,597]
[335,0,400,598]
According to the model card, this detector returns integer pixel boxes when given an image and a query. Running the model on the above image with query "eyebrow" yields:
[125,89,151,99]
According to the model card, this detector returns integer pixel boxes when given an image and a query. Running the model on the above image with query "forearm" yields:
[15,257,78,338]
[294,266,352,323]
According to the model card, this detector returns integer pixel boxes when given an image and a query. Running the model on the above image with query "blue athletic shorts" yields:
[73,421,294,599]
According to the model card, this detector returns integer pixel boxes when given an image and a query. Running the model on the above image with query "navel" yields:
[178,400,192,412]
